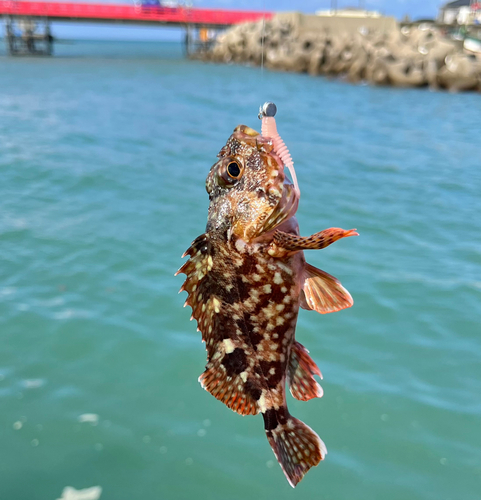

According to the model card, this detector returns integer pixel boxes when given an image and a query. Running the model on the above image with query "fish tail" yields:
[263,408,326,487]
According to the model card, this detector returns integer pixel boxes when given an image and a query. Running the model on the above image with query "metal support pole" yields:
[184,25,192,56]
[5,17,16,55]
[45,20,53,55]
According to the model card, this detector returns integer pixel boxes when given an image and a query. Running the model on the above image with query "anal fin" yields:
[288,341,323,401]
[301,263,353,314]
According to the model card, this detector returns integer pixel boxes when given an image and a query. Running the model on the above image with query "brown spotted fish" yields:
[176,115,357,487]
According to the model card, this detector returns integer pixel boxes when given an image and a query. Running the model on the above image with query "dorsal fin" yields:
[199,348,260,416]
[178,235,260,416]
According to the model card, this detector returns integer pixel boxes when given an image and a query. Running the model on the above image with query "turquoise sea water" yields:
[0,40,480,500]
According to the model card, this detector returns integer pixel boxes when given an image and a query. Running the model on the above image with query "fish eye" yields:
[227,161,241,179]
[215,158,243,188]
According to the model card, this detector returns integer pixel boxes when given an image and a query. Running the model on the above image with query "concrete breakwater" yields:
[194,13,481,93]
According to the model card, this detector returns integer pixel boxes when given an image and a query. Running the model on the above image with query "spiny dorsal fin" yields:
[301,263,353,314]
[176,233,217,348]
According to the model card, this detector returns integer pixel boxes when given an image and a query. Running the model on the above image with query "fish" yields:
[176,121,357,487]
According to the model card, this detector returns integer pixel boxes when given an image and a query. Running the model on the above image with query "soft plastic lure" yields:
[259,102,300,198]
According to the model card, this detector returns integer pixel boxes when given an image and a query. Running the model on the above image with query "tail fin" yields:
[263,409,326,487]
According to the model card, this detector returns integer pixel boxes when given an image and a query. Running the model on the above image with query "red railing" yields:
[0,0,272,25]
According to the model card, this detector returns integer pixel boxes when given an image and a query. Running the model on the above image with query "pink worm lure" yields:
[259,102,300,198]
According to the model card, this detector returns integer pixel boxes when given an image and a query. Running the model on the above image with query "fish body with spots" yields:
[177,124,357,487]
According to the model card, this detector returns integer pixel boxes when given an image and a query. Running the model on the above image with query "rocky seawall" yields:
[193,13,481,93]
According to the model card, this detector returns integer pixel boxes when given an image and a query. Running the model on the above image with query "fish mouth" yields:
[260,180,300,235]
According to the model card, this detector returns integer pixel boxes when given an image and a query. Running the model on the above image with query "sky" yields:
[42,0,449,41]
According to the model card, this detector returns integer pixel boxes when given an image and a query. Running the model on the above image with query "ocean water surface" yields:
[0,40,480,500]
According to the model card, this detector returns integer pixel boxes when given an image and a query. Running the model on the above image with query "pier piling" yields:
[5,17,53,56]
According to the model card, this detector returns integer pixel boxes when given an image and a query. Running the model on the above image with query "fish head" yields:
[206,125,299,242]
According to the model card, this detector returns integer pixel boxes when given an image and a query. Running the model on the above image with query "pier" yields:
[0,1,273,55]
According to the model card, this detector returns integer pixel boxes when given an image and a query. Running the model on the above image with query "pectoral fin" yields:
[301,263,353,314]
[273,227,358,252]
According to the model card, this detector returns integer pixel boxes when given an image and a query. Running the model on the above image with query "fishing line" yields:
[260,0,266,85]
